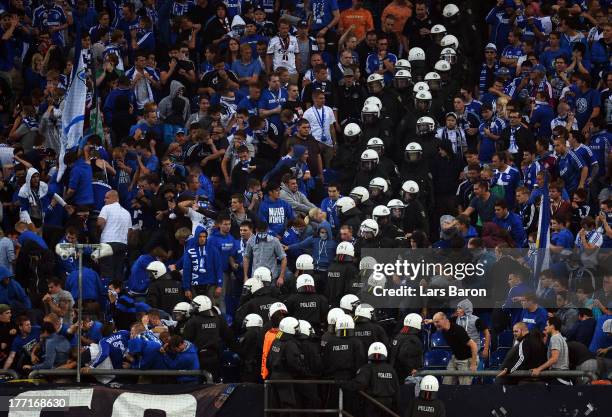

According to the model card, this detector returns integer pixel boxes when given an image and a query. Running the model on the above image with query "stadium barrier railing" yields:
[0,369,19,379]
[27,369,214,383]
[414,369,596,381]
[264,379,354,417]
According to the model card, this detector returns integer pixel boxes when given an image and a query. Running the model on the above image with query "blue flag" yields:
[58,49,88,180]
[534,175,551,281]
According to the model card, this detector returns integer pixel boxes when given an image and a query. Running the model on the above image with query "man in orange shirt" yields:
[339,0,374,42]
[382,0,413,35]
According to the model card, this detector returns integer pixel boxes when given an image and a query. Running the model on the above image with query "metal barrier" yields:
[358,391,400,417]
[414,369,596,381]
[28,369,214,384]
[0,369,19,379]
[264,379,354,417]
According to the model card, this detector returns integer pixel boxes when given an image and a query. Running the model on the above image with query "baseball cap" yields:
[532,64,546,73]
[485,43,497,51]
[343,68,355,77]
[0,304,11,314]
[298,20,308,28]
[176,129,185,135]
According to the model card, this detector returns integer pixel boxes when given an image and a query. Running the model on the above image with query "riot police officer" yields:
[285,274,328,334]
[389,313,424,382]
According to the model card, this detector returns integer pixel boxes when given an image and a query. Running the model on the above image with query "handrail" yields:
[0,369,19,379]
[358,391,401,417]
[264,379,353,417]
[414,369,596,380]
[28,369,214,383]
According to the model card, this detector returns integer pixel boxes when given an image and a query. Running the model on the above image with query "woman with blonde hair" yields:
[24,53,46,96]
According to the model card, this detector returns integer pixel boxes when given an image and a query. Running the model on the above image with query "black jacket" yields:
[235,286,279,327]
[389,332,424,381]
[236,326,264,383]
[146,274,184,315]
[354,318,389,352]
[322,334,367,380]
[326,260,360,308]
[342,361,400,414]
[285,292,329,332]
[183,312,234,358]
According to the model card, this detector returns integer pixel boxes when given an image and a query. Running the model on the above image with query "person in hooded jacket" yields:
[18,167,52,228]
[389,313,424,382]
[342,342,400,417]
[182,226,224,302]
[158,80,191,124]
[285,274,328,334]
[326,243,360,308]
[453,299,491,361]
[286,221,337,278]
[160,334,201,383]
[235,313,264,383]
[258,182,295,238]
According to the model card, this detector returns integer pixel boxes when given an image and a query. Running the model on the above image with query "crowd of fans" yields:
[0,0,611,414]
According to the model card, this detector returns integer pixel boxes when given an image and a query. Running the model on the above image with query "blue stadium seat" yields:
[488,349,509,370]
[430,331,450,349]
[424,350,452,370]
[497,330,514,348]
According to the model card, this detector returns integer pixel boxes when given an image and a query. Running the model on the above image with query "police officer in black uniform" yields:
[342,342,400,417]
[285,274,328,334]
[236,313,264,383]
[353,303,389,352]
[183,295,235,382]
[389,313,424,382]
[145,261,184,315]
[326,242,359,307]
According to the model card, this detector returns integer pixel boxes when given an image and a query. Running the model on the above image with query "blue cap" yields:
[176,129,185,135]
[532,64,546,73]
[503,0,515,8]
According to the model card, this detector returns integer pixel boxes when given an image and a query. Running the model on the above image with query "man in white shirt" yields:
[303,90,336,167]
[266,19,301,81]
[97,190,131,281]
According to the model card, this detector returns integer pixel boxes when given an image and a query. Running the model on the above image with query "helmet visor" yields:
[390,207,404,219]
[393,77,412,90]
[367,81,383,94]
[362,112,378,124]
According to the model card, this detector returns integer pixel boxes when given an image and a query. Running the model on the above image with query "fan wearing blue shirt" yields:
[573,73,601,130]
[530,91,555,139]
[485,0,518,50]
[309,0,340,33]
[88,326,130,370]
[5,317,40,371]
[493,199,527,247]
[492,152,521,208]
[65,150,95,206]
[550,216,574,250]
[33,0,69,47]
[518,293,548,331]
[569,130,598,180]
[588,119,611,179]
[366,35,398,85]
[500,29,524,77]
[257,73,287,129]
[554,135,588,194]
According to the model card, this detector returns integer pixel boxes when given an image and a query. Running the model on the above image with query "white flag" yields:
[58,50,88,180]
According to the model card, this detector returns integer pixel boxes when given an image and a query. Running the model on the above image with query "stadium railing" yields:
[264,379,354,417]
[414,369,597,381]
[0,369,19,379]
[27,369,214,383]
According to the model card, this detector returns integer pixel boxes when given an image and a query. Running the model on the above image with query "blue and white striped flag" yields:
[57,50,88,180]
[534,175,551,281]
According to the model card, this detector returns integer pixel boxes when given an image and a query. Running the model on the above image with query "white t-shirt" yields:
[267,35,300,74]
[99,202,131,244]
[303,105,335,147]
